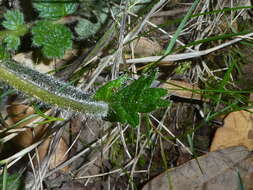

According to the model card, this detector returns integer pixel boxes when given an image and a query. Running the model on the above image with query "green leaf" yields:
[136,88,169,112]
[32,20,72,58]
[75,18,102,39]
[32,0,78,19]
[2,10,24,30]
[0,46,10,60]
[93,76,127,102]
[94,71,170,127]
[75,10,108,39]
[3,35,20,51]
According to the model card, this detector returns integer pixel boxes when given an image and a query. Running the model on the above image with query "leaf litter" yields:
[2,0,253,189]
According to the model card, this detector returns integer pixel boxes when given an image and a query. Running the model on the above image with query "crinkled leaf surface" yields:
[75,18,102,39]
[94,76,127,102]
[32,21,72,58]
[94,71,170,126]
[3,35,20,51]
[75,0,151,40]
[75,10,108,39]
[2,10,24,30]
[32,0,78,19]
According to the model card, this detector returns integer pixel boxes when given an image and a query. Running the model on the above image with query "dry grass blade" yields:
[126,32,253,64]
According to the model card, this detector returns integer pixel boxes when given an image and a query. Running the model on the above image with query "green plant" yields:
[31,20,73,58]
[0,1,169,126]
[0,166,24,190]
[94,71,169,126]
[1,10,28,51]
[0,0,153,58]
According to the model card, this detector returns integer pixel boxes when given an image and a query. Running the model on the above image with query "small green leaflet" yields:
[94,75,127,102]
[94,71,170,127]
[32,0,78,19]
[2,10,24,30]
[32,20,72,58]
[3,35,20,51]
[1,10,25,51]
[34,106,64,125]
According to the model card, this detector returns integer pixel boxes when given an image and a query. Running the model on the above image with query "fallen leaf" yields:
[125,37,162,57]
[160,80,204,101]
[5,103,69,172]
[37,137,69,172]
[142,146,253,190]
[6,104,46,148]
[12,52,53,73]
[6,104,35,124]
[210,109,253,151]
[12,49,78,73]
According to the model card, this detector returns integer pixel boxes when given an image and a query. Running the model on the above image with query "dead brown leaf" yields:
[210,109,253,151]
[6,104,46,148]
[125,37,162,57]
[4,102,69,172]
[37,137,69,172]
[142,146,253,190]
[160,80,204,100]
[12,49,78,73]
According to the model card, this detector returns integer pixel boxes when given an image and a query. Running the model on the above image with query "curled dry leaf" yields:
[142,146,253,190]
[160,80,204,101]
[6,104,35,124]
[210,109,253,151]
[37,137,69,172]
[12,49,78,73]
[4,102,69,172]
[13,52,53,73]
[125,37,162,57]
[6,104,46,148]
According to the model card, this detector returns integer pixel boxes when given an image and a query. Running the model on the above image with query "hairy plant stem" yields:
[0,60,108,116]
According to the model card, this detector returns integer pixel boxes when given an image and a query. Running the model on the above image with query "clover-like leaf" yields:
[94,71,170,126]
[32,20,72,58]
[2,10,24,30]
[3,35,20,51]
[32,0,78,19]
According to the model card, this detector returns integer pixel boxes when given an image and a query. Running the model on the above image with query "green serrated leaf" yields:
[32,20,72,58]
[94,71,170,127]
[75,10,108,39]
[75,18,101,39]
[137,88,169,113]
[3,35,20,51]
[2,10,24,30]
[32,0,78,19]
[93,76,127,102]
